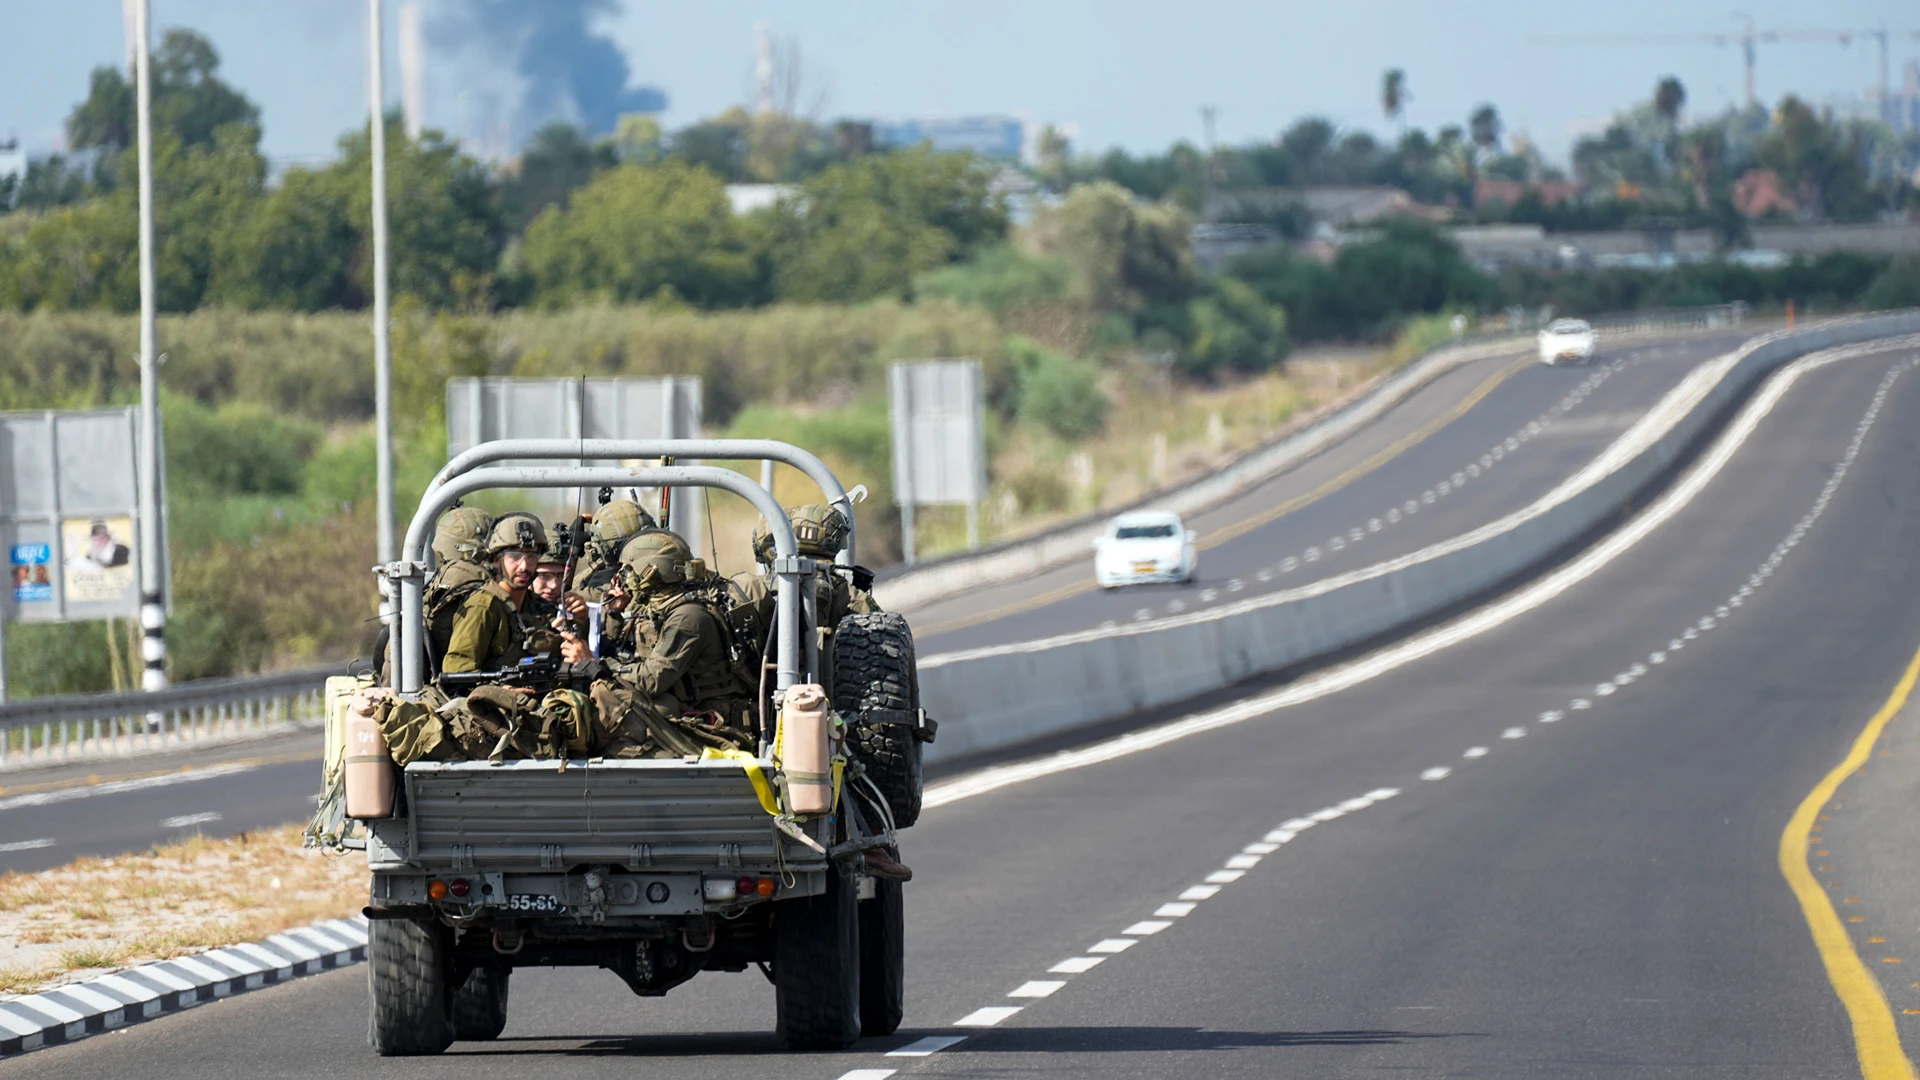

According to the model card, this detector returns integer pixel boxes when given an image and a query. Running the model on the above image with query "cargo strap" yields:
[699,747,780,816]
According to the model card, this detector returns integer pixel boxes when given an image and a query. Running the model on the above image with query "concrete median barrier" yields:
[917,312,1920,763]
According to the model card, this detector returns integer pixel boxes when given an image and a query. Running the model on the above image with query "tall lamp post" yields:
[134,0,167,692]
[369,0,397,599]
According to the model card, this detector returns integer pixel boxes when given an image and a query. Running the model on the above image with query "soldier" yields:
[443,512,561,675]
[733,504,878,683]
[559,499,656,657]
[416,505,492,676]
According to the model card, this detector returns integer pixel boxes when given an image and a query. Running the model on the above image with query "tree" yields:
[1027,181,1196,315]
[768,148,1007,304]
[1382,69,1408,130]
[1758,97,1872,221]
[1468,104,1502,156]
[1280,118,1337,184]
[1653,77,1686,127]
[522,160,761,307]
[499,122,614,233]
[66,29,258,155]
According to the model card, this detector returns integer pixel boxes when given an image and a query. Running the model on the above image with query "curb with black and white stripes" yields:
[0,915,367,1057]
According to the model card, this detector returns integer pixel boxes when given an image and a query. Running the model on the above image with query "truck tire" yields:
[833,611,923,828]
[367,915,454,1056]
[774,862,862,1050]
[858,876,905,1037]
[450,968,509,1041]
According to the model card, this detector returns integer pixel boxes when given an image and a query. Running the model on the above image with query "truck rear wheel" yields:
[774,862,862,1050]
[833,612,924,828]
[367,914,454,1056]
[450,967,510,1041]
[858,876,905,1037]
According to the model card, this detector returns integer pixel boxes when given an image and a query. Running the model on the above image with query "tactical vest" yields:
[424,559,491,671]
[652,589,757,707]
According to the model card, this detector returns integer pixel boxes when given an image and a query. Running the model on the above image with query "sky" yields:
[2,0,1912,170]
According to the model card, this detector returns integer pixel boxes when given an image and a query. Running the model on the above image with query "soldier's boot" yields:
[863,846,913,882]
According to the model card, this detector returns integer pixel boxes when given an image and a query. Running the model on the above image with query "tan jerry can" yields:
[777,684,836,815]
[344,687,397,819]
[322,673,375,788]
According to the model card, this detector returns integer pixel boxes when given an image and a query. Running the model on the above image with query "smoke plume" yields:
[429,0,667,151]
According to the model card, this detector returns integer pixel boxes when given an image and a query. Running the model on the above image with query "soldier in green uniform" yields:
[732,504,878,685]
[443,512,562,674]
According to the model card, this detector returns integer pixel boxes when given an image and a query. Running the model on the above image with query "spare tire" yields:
[832,611,924,828]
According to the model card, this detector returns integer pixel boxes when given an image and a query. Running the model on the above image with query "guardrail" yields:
[0,666,336,768]
[1590,302,1748,338]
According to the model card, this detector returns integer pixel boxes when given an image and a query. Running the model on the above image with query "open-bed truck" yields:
[334,441,925,1056]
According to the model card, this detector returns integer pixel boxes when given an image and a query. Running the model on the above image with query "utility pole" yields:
[369,0,397,579]
[134,0,167,692]
[1200,105,1218,220]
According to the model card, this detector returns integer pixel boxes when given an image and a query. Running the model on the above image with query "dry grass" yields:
[0,827,364,995]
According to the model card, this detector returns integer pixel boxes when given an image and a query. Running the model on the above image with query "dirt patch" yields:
[0,827,363,995]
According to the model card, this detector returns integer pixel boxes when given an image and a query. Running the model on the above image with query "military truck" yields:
[324,441,929,1056]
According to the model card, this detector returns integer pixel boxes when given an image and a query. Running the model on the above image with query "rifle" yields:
[435,652,602,696]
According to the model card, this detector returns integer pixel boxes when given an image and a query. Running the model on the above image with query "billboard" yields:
[889,359,986,509]
[0,409,145,624]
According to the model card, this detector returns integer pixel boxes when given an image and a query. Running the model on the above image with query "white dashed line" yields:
[1123,920,1173,936]
[887,1036,967,1057]
[0,838,55,853]
[1008,981,1065,999]
[953,1006,1022,1027]
[1087,938,1137,954]
[1178,885,1221,901]
[161,812,222,829]
[1421,767,1452,781]
[1154,902,1197,918]
[1048,957,1105,974]
[1463,746,1489,758]
[1500,727,1526,740]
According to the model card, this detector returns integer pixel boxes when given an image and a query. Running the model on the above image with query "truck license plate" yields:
[504,893,562,913]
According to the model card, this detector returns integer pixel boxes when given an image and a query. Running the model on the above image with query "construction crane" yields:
[1534,17,1920,113]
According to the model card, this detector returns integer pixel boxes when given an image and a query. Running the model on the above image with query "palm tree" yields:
[1653,76,1687,127]
[1468,104,1502,155]
[1382,69,1408,132]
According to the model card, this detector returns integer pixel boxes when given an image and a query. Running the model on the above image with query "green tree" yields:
[1758,96,1873,221]
[522,160,761,307]
[1009,335,1108,438]
[66,29,259,155]
[1182,276,1290,376]
[1029,181,1196,314]
[769,148,1006,303]
[1382,69,1408,130]
[500,122,615,233]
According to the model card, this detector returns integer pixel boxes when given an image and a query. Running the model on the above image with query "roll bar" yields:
[388,465,809,697]
[427,439,856,566]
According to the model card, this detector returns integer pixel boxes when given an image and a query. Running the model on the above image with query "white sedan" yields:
[1538,318,1596,365]
[1095,511,1197,589]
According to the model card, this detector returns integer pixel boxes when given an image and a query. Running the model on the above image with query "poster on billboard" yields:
[61,516,135,605]
[9,544,52,603]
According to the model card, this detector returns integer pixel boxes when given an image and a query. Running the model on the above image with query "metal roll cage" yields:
[427,438,857,567]
[387,451,836,702]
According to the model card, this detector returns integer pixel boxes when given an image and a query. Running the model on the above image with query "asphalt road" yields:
[909,329,1754,653]
[11,340,1917,1076]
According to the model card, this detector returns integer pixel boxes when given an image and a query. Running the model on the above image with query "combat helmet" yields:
[589,500,656,552]
[617,529,706,594]
[432,506,492,564]
[752,504,849,563]
[482,511,551,559]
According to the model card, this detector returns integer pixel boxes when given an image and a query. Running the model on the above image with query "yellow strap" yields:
[700,747,781,816]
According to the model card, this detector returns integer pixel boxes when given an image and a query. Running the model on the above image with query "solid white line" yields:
[1123,920,1173,936]
[1009,981,1065,998]
[0,763,256,811]
[1049,957,1106,974]
[0,838,55,853]
[1087,938,1136,954]
[916,336,1920,815]
[887,1035,967,1057]
[954,1006,1022,1027]
[161,812,222,829]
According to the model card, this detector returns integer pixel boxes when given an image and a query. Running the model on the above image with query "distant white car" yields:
[1095,511,1197,589]
[1538,318,1596,365]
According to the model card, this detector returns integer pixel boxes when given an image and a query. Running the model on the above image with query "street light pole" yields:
[369,0,396,576]
[134,0,167,693]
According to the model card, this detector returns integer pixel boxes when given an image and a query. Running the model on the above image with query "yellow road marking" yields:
[915,353,1532,639]
[0,747,318,799]
[1779,641,1920,1080]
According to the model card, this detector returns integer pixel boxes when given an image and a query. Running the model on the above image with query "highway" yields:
[908,329,1753,652]
[0,329,1749,874]
[9,336,1918,1075]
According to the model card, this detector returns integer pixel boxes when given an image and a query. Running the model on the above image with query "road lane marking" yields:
[834,1071,896,1080]
[1123,920,1172,935]
[1422,767,1452,780]
[954,1006,1022,1027]
[0,762,257,811]
[0,839,54,853]
[1153,902,1196,918]
[1008,981,1065,998]
[161,812,222,829]
[1780,638,1920,1080]
[887,1036,966,1057]
[1087,938,1136,954]
[1049,957,1105,974]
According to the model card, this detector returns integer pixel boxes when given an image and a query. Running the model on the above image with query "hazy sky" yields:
[3,0,1911,168]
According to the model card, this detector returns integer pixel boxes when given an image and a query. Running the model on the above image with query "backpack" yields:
[424,560,491,674]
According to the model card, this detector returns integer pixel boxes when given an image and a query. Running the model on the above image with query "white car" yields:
[1538,318,1596,365]
[1095,511,1197,589]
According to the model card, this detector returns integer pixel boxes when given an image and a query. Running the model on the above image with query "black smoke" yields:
[432,0,667,143]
